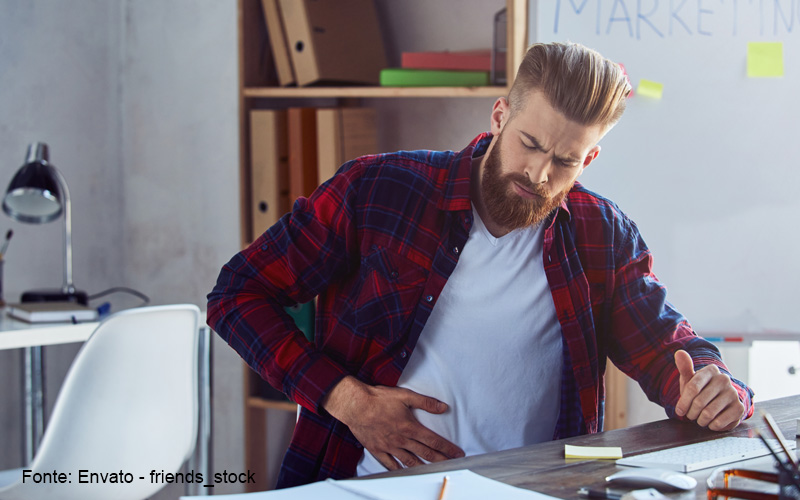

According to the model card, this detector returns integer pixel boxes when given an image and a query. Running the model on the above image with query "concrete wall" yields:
[0,1,243,498]
[0,0,123,474]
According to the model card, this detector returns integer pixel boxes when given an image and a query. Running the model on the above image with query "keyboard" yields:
[616,437,797,472]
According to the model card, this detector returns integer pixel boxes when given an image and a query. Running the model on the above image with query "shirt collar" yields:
[437,132,492,211]
[543,184,578,229]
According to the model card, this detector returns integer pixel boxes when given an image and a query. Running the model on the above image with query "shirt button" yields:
[548,255,552,263]
[390,271,399,278]
[425,295,434,302]
[400,350,407,359]
[453,247,459,254]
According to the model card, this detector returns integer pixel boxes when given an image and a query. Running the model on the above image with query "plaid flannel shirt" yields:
[207,133,754,488]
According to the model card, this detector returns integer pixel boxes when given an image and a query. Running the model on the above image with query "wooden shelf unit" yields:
[236,0,528,490]
[243,85,509,98]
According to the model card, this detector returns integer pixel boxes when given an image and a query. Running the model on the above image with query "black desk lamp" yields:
[2,142,87,305]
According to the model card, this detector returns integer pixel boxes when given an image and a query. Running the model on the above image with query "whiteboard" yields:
[530,0,800,333]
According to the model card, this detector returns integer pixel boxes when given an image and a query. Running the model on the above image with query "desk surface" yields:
[374,395,799,499]
[0,310,98,350]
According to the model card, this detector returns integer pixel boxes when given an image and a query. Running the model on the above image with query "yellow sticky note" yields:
[748,41,784,77]
[564,444,623,459]
[637,79,664,99]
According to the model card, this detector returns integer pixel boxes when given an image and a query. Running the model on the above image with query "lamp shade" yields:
[2,143,63,224]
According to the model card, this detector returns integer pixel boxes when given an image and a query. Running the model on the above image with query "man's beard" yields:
[481,134,572,231]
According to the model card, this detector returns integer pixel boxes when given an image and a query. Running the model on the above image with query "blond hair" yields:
[508,42,631,129]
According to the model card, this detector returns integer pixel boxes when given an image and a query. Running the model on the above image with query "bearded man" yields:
[208,41,754,489]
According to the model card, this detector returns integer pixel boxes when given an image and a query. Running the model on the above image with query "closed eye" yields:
[555,159,575,168]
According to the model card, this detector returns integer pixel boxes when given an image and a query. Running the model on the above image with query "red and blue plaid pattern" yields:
[207,133,753,488]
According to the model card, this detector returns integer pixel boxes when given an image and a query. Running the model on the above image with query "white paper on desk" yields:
[334,469,561,499]
[179,480,361,499]
[180,469,561,500]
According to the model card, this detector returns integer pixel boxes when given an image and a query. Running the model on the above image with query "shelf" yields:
[243,85,509,99]
[246,396,298,412]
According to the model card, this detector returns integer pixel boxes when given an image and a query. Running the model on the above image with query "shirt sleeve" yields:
[606,215,754,422]
[206,160,363,414]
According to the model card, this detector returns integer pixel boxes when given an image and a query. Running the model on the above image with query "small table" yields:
[0,310,213,496]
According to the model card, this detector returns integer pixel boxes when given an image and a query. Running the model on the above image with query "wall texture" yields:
[119,1,243,497]
[0,1,244,498]
[0,0,123,474]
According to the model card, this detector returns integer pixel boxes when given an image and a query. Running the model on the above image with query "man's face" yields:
[477,91,606,233]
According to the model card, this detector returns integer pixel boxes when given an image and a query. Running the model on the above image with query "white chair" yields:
[0,304,201,500]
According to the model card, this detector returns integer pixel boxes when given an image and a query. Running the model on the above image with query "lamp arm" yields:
[51,167,75,295]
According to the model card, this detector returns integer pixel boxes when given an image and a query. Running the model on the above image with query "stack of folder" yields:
[380,49,500,87]
[249,106,377,238]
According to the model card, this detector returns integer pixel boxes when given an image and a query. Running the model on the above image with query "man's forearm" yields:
[321,375,369,425]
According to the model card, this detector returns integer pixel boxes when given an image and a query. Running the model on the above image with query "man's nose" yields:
[524,157,551,185]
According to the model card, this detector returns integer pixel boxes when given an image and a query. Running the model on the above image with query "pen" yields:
[0,229,13,257]
[754,430,800,491]
[437,475,449,500]
[578,487,622,500]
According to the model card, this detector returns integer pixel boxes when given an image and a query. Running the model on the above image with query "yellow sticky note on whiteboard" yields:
[637,79,664,99]
[748,42,784,77]
[565,444,623,459]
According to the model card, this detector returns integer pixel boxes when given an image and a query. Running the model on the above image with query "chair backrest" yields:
[0,304,200,500]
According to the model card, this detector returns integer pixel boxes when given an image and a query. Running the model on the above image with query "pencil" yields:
[437,475,449,500]
[761,410,799,469]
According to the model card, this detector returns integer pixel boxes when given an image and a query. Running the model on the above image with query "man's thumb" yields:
[674,349,695,387]
[405,389,448,413]
[411,393,448,414]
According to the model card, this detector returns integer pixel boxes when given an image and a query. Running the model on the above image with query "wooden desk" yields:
[373,395,800,499]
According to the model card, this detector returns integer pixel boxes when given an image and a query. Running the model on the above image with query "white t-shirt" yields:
[357,208,563,475]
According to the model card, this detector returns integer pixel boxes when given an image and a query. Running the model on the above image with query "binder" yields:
[261,0,295,86]
[287,107,318,202]
[401,49,506,72]
[379,68,490,87]
[250,110,289,236]
[316,108,378,184]
[278,0,386,86]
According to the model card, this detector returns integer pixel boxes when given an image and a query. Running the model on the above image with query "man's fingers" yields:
[675,364,745,432]
[709,403,746,431]
[707,401,746,431]
[375,453,401,471]
[412,427,464,460]
[693,393,744,430]
[675,359,714,417]
[389,433,463,468]
[392,448,424,468]
[694,391,730,426]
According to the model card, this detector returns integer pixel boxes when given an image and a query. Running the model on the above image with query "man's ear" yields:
[580,145,601,173]
[490,97,509,135]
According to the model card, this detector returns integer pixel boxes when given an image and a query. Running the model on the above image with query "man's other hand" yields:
[321,376,465,471]
[674,349,745,431]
